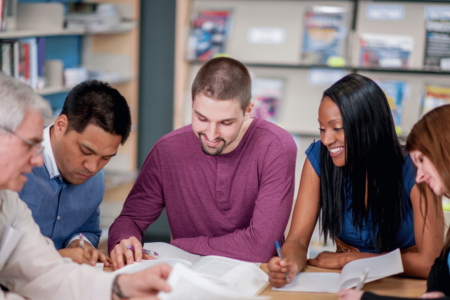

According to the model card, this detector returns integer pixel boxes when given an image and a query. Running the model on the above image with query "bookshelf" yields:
[1,0,141,185]
[174,0,450,239]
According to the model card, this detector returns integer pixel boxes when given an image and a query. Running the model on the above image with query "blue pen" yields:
[275,241,290,283]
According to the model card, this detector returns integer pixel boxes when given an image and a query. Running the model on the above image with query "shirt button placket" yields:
[217,159,228,210]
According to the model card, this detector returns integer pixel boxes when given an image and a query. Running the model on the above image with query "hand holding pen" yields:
[275,241,291,283]
[110,236,158,270]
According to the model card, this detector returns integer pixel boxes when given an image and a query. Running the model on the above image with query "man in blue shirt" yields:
[19,79,132,267]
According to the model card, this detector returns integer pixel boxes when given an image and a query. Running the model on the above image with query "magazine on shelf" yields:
[359,33,414,69]
[186,10,232,61]
[375,80,408,133]
[114,243,269,300]
[420,85,450,117]
[250,77,285,123]
[424,6,450,70]
[301,6,348,65]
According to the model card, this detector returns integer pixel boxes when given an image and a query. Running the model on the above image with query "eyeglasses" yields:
[0,126,44,157]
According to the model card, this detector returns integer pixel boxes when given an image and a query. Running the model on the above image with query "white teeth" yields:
[330,147,343,154]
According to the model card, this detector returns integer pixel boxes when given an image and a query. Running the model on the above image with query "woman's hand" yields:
[338,289,364,300]
[420,292,446,299]
[268,256,300,288]
[308,251,352,269]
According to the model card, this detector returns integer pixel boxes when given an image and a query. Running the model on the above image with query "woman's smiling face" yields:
[318,96,346,167]
[410,150,447,196]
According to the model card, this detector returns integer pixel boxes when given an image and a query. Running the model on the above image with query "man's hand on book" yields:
[268,256,299,288]
[112,264,172,300]
[110,236,155,270]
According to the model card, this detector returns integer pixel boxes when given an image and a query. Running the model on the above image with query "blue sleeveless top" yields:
[306,140,417,253]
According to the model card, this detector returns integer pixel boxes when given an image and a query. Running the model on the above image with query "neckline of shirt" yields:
[215,117,259,159]
[43,124,61,179]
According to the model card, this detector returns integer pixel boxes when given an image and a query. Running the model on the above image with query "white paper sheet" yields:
[144,242,202,263]
[158,264,271,300]
[274,249,403,293]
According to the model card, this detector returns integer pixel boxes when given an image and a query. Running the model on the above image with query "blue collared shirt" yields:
[19,125,104,249]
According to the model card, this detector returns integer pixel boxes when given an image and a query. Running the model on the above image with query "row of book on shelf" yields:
[0,38,46,91]
[186,5,450,70]
[249,75,450,134]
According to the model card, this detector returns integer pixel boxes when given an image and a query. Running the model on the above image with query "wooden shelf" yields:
[0,22,137,39]
[37,75,134,96]
[0,28,85,39]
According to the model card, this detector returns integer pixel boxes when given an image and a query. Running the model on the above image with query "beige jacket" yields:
[0,189,115,300]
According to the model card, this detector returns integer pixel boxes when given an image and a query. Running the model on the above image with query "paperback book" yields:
[301,6,348,65]
[420,85,450,117]
[115,243,269,300]
[359,33,413,69]
[186,10,231,61]
[375,80,408,133]
[250,78,285,123]
[424,7,450,70]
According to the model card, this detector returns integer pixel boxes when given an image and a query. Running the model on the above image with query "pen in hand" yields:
[275,241,290,283]
[355,268,369,290]
[79,233,84,250]
[125,245,159,257]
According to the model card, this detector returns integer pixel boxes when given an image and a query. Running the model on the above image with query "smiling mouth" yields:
[329,147,344,157]
[200,134,224,147]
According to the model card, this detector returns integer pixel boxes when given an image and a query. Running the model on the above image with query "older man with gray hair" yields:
[0,74,171,300]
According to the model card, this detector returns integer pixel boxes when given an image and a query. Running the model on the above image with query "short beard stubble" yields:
[198,133,227,156]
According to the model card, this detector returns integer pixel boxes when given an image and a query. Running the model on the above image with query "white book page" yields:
[190,256,268,296]
[144,242,202,263]
[158,264,271,300]
[339,249,403,289]
[273,272,340,293]
[113,258,192,275]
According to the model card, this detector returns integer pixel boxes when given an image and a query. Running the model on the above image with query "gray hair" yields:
[0,74,52,134]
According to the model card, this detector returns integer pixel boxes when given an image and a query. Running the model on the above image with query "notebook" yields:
[273,249,403,293]
[114,242,269,299]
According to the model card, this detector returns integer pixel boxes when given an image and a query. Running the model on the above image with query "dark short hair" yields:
[60,80,131,144]
[191,57,252,112]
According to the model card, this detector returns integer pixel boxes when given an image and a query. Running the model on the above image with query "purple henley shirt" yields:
[108,118,297,262]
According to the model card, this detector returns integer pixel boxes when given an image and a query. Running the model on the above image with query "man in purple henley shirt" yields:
[109,57,297,268]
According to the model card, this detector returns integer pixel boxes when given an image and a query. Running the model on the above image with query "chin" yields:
[8,181,25,192]
[332,158,346,168]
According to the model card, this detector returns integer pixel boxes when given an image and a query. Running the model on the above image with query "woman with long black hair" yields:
[268,74,444,286]
[339,104,450,300]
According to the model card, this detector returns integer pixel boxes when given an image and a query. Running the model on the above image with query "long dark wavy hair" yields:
[320,74,406,251]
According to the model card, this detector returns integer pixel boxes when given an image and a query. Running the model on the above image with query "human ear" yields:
[244,102,254,120]
[54,114,69,137]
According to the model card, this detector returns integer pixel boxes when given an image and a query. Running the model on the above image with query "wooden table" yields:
[105,263,426,299]
[259,264,426,300]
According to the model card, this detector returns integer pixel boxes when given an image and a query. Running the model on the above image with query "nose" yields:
[205,123,220,141]
[30,152,44,167]
[321,129,336,147]
[415,167,425,184]
[83,158,97,174]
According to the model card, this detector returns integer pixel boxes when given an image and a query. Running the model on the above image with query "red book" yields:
[23,43,30,84]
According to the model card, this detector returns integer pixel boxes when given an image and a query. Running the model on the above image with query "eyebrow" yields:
[194,110,237,122]
[80,143,116,157]
[327,119,341,124]
[31,137,43,144]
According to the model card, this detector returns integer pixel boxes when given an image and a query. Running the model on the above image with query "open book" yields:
[114,243,269,299]
[274,249,403,293]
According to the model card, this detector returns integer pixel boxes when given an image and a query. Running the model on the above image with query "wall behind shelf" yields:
[138,0,177,244]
